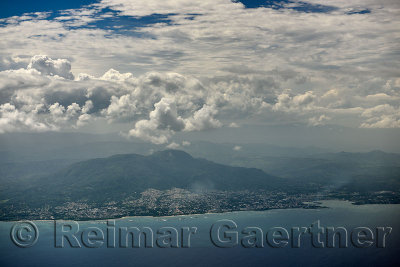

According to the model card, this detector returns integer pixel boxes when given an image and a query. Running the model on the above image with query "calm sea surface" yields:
[1,200,399,266]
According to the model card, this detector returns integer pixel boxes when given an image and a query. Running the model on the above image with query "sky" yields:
[0,0,399,150]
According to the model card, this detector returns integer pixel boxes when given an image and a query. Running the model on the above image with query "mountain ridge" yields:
[17,149,282,206]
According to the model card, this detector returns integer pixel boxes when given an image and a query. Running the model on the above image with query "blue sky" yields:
[0,0,399,149]
[0,0,99,18]
[0,0,339,18]
[0,0,342,38]
[0,0,371,33]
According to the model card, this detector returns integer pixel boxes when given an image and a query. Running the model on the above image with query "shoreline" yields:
[2,200,400,223]
[0,199,354,223]
[0,204,325,223]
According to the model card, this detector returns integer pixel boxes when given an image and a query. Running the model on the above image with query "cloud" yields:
[233,145,242,151]
[360,105,400,128]
[102,94,138,122]
[0,103,50,133]
[0,0,397,82]
[0,56,216,141]
[182,141,191,146]
[166,142,180,149]
[128,99,221,144]
[1,0,400,144]
[150,98,185,131]
[43,0,400,136]
[27,55,74,80]
[308,114,331,126]
[128,98,185,144]
[99,0,242,17]
[273,90,316,112]
[0,54,399,141]
[184,105,221,131]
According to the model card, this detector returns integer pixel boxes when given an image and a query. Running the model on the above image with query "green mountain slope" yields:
[20,150,282,205]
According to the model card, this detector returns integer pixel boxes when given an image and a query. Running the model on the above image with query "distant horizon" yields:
[2,125,400,154]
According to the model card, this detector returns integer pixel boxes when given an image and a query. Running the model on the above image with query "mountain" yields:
[1,149,400,220]
[16,150,282,206]
[3,148,399,199]
[202,149,400,190]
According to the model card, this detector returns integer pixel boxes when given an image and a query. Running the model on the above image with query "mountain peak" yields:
[150,149,193,160]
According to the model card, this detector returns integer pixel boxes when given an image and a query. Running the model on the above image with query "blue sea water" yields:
[1,200,399,267]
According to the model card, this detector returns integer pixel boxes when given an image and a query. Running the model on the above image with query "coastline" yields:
[0,199,365,223]
[2,199,400,223]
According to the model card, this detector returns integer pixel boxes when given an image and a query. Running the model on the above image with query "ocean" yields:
[1,200,399,266]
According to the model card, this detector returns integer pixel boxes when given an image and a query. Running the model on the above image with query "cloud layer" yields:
[0,0,399,144]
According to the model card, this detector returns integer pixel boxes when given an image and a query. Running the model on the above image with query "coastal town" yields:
[1,188,398,221]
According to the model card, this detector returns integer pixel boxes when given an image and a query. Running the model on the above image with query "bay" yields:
[1,200,399,266]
